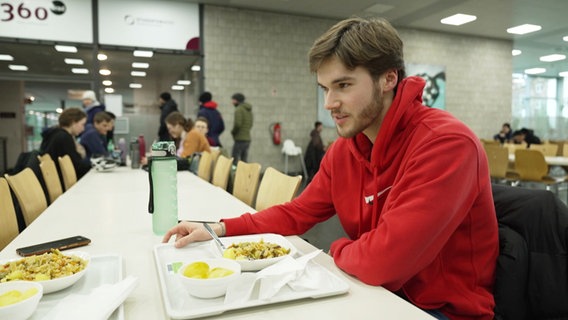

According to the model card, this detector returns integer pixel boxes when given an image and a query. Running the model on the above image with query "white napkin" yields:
[42,276,139,320]
[225,250,322,304]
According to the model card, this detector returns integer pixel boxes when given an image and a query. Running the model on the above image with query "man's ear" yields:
[382,69,398,92]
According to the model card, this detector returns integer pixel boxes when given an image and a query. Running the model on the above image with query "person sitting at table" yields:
[512,127,541,147]
[79,111,114,162]
[163,17,498,320]
[166,112,211,158]
[493,122,513,144]
[40,108,91,180]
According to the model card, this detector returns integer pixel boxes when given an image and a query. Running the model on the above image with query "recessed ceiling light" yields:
[99,69,111,76]
[55,45,77,53]
[131,71,146,77]
[71,68,89,74]
[129,83,143,89]
[177,80,191,85]
[171,85,184,90]
[104,88,115,93]
[64,58,84,65]
[56,107,63,113]
[132,62,149,69]
[9,64,28,71]
[440,13,477,26]
[133,50,153,57]
[191,65,201,71]
[524,67,546,75]
[512,49,522,56]
[507,24,542,35]
[540,54,566,62]
[559,71,568,77]
[0,54,14,61]
[97,53,107,61]
[102,80,113,86]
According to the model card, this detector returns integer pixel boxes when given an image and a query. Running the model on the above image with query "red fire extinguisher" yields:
[270,122,281,145]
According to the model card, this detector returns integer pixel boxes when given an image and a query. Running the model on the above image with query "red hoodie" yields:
[223,76,498,319]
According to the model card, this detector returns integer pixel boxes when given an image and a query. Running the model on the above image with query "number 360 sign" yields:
[0,0,92,43]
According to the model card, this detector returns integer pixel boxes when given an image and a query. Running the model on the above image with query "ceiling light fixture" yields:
[129,83,143,89]
[104,88,115,93]
[559,71,568,77]
[97,53,108,61]
[64,58,84,65]
[171,85,184,90]
[102,80,113,86]
[133,50,153,57]
[539,54,566,62]
[191,65,201,71]
[512,49,522,56]
[0,54,14,61]
[524,67,546,75]
[99,69,111,76]
[55,45,77,53]
[177,80,191,85]
[71,68,89,74]
[132,62,149,69]
[131,71,146,77]
[440,13,477,26]
[9,64,28,71]
[507,24,542,35]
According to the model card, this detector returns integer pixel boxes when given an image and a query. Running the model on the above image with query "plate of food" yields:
[214,234,297,271]
[0,250,90,294]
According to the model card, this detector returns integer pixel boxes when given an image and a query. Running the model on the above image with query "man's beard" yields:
[335,89,384,139]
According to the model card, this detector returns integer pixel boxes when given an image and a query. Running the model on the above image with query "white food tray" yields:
[154,239,349,319]
[29,254,124,320]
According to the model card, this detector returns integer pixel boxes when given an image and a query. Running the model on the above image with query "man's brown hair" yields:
[58,108,86,127]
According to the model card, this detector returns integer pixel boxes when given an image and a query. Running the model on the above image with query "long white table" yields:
[0,167,433,319]
[508,153,568,166]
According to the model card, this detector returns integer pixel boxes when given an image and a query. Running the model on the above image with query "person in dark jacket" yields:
[40,108,91,180]
[80,111,113,162]
[197,91,225,147]
[158,92,179,141]
[230,92,253,165]
[81,90,106,125]
[512,128,541,147]
[304,121,325,184]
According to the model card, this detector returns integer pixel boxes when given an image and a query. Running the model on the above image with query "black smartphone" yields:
[16,236,91,257]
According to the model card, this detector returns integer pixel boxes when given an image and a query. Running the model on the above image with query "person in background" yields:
[106,111,116,149]
[81,90,106,125]
[158,92,179,141]
[197,92,225,147]
[493,122,513,144]
[512,127,542,147]
[304,121,325,184]
[80,111,113,162]
[163,17,498,320]
[165,112,210,158]
[230,93,253,166]
[40,108,91,180]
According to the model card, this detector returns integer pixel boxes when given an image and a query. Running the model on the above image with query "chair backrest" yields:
[232,161,261,207]
[529,143,558,157]
[58,155,77,191]
[484,145,509,179]
[37,153,63,204]
[0,177,19,250]
[211,155,234,190]
[503,142,526,154]
[281,139,301,156]
[4,168,48,227]
[514,149,548,181]
[196,150,212,181]
[255,167,302,211]
[210,148,221,169]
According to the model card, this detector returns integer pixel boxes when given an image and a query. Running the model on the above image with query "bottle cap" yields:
[151,141,176,157]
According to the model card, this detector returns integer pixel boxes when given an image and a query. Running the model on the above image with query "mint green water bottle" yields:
[148,141,178,235]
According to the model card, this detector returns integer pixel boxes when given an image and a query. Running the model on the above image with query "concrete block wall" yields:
[203,6,512,172]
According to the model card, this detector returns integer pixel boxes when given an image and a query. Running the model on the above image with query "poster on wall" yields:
[98,0,200,50]
[0,0,92,42]
[406,63,446,109]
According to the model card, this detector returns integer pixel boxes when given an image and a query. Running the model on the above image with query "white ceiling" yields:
[1,0,567,109]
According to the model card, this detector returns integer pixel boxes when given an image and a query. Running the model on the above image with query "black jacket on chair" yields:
[492,184,568,320]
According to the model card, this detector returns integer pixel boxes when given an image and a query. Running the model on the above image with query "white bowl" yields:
[0,281,43,320]
[0,251,90,294]
[216,234,297,271]
[177,258,241,299]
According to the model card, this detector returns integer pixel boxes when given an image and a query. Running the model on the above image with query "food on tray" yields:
[182,261,234,279]
[222,238,291,260]
[0,287,38,306]
[0,249,88,282]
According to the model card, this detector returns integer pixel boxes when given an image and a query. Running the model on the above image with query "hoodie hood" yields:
[41,126,63,139]
[202,100,218,109]
[239,102,252,111]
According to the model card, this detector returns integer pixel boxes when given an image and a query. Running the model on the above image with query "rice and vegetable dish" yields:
[0,249,88,282]
[223,238,290,260]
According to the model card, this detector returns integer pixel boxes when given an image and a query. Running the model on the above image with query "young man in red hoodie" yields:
[164,17,498,319]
